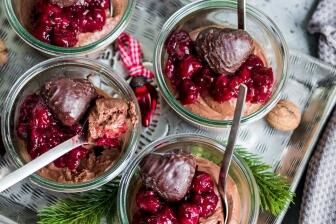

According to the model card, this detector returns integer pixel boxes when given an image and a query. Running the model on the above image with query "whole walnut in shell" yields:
[266,99,301,131]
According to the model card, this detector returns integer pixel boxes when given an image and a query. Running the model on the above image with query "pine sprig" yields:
[37,185,118,224]
[235,148,295,215]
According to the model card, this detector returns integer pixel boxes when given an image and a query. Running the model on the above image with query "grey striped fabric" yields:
[307,0,336,66]
[301,1,336,222]
[300,108,336,224]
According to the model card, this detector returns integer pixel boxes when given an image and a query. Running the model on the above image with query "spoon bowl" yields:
[0,135,87,192]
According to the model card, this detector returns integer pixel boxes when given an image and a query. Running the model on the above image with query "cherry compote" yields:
[164,30,274,105]
[31,0,109,47]
[133,169,219,223]
[17,94,87,170]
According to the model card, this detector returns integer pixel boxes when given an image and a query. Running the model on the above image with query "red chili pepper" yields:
[130,77,158,127]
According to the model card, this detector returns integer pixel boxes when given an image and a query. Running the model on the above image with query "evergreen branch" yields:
[234,147,295,215]
[37,185,118,224]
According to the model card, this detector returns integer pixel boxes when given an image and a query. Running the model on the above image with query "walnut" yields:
[266,99,301,131]
[0,39,8,66]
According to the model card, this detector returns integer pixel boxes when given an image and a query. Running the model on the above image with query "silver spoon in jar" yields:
[218,84,247,224]
[237,0,246,30]
[0,134,88,192]
[109,0,113,17]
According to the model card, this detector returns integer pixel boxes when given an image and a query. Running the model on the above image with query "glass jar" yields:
[3,0,135,56]
[154,0,288,128]
[118,134,260,223]
[1,56,141,192]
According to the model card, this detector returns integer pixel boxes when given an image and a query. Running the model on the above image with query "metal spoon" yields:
[237,0,246,30]
[0,135,87,192]
[109,0,114,16]
[218,84,247,223]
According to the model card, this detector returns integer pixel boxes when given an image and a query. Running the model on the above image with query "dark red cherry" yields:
[252,86,272,103]
[229,76,243,97]
[32,25,52,43]
[192,192,219,218]
[89,0,110,9]
[31,0,109,47]
[179,79,200,105]
[239,66,251,81]
[191,171,215,194]
[146,207,178,224]
[95,137,119,148]
[40,2,62,17]
[244,54,264,70]
[52,27,78,47]
[53,16,70,30]
[178,203,200,224]
[178,56,202,79]
[65,147,88,170]
[84,8,106,32]
[164,57,177,80]
[136,190,162,214]
[17,94,87,170]
[193,68,215,90]
[252,67,274,87]
[166,30,192,59]
[211,75,234,102]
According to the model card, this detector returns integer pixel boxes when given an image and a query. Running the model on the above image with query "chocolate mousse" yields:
[20,0,126,47]
[132,152,241,224]
[196,156,240,224]
[41,77,97,126]
[88,98,137,147]
[164,27,274,121]
[17,77,137,183]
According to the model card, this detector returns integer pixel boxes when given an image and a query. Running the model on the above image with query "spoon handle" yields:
[0,135,85,192]
[219,84,247,193]
[109,0,114,16]
[237,0,246,30]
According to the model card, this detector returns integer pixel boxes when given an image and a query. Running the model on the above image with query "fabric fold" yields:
[307,0,336,65]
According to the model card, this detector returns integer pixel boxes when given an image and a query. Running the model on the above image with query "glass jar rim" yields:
[117,133,260,223]
[1,56,141,192]
[153,0,289,127]
[3,0,136,56]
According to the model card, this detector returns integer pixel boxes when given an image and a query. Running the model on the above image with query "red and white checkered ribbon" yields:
[117,32,154,78]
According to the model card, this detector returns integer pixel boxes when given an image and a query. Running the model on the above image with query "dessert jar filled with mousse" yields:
[154,0,288,128]
[1,57,141,192]
[4,0,135,56]
[118,134,260,224]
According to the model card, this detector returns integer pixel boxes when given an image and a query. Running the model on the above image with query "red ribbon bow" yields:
[117,32,154,78]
